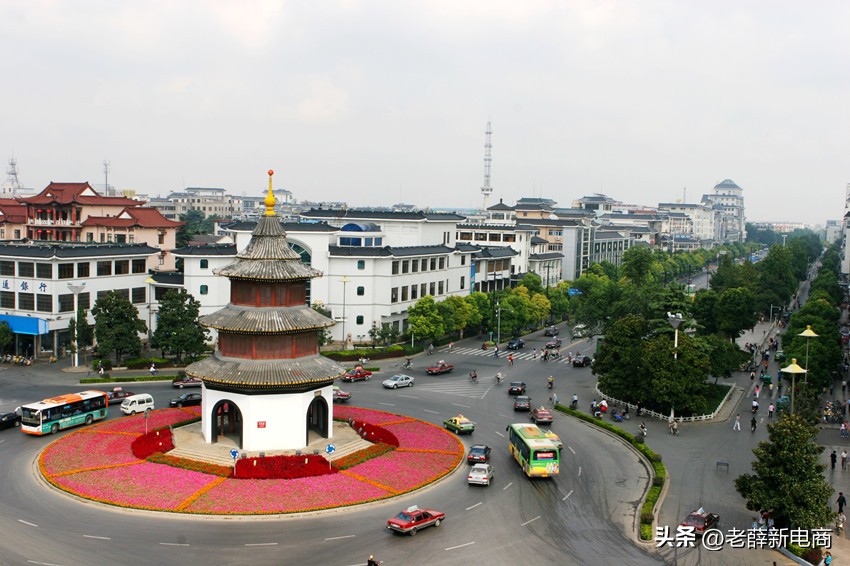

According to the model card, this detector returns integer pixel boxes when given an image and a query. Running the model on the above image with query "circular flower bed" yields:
[39,405,464,515]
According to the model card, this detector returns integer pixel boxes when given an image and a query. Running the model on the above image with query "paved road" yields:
[0,327,661,566]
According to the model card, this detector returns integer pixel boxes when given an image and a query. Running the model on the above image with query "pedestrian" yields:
[493,345,499,358]
[843,379,847,395]
[843,450,848,471]
[830,383,835,397]
[838,492,847,513]
[823,550,833,565]
[768,403,774,418]
[449,342,454,352]
[768,382,774,393]
[750,371,756,381]
[842,422,848,438]
[532,348,537,359]
[149,363,157,376]
[832,451,838,470]
[733,414,741,431]
[508,354,514,366]
[551,392,558,407]
[428,344,434,355]
[754,385,760,398]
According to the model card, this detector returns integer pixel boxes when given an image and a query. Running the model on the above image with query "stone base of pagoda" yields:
[201,384,334,452]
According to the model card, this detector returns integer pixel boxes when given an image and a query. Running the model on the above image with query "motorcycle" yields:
[402,359,413,370]
[547,378,554,389]
[638,425,648,438]
[469,371,478,383]
[569,399,578,410]
[494,372,503,384]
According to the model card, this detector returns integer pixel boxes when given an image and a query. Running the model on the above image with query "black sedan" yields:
[506,338,525,350]
[466,444,491,464]
[169,392,202,408]
[0,411,21,430]
[544,326,560,336]
[508,381,527,395]
[513,396,532,411]
[572,355,593,367]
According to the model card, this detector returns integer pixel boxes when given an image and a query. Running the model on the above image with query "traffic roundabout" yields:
[38,405,464,515]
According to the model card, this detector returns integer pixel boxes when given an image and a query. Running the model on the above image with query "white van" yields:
[120,393,155,415]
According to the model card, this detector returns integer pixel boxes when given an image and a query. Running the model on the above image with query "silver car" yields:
[382,374,415,389]
[467,463,494,486]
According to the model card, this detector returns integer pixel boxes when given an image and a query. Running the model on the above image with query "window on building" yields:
[132,259,146,273]
[391,287,398,303]
[356,286,365,296]
[97,261,112,276]
[430,258,436,270]
[86,233,94,242]
[200,259,209,269]
[461,255,467,265]
[0,261,13,276]
[460,276,465,290]
[411,285,418,300]
[475,232,487,241]
[402,260,409,274]
[411,259,418,273]
[131,287,146,304]
[37,295,52,313]
[420,283,427,297]
[158,232,165,245]
[459,232,472,241]
[18,292,33,311]
[357,260,365,270]
[58,263,74,279]
[421,259,427,271]
[78,292,90,310]
[116,289,130,301]
[503,234,516,242]
[58,294,74,312]
[438,257,445,269]
[438,281,444,295]
[114,260,130,275]
[356,315,364,325]
[13,229,20,239]
[0,291,14,309]
[115,234,127,244]
[488,233,501,242]
[392,261,399,275]
[200,285,209,295]
[401,286,409,301]
[18,262,33,278]
[36,264,52,279]
[96,290,109,302]
[429,282,435,296]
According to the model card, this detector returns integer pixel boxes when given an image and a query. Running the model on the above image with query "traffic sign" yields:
[230,449,239,460]
[326,444,336,455]
[568,288,583,296]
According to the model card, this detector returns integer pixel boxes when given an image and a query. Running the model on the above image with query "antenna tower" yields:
[5,157,22,190]
[103,160,110,195]
[480,122,493,210]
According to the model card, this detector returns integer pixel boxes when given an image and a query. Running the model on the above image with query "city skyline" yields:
[2,1,847,225]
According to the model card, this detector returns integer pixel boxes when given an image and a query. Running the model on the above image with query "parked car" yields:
[544,326,560,336]
[775,350,786,363]
[531,406,554,424]
[466,444,491,464]
[543,429,564,451]
[508,381,527,395]
[467,463,494,486]
[545,338,562,349]
[444,414,475,434]
[426,361,454,375]
[332,386,351,403]
[0,411,21,430]
[572,324,589,338]
[172,376,203,388]
[387,505,445,535]
[106,388,136,405]
[340,368,372,382]
[680,507,719,535]
[506,338,525,350]
[514,395,532,411]
[383,374,415,389]
[169,392,203,408]
[572,355,593,367]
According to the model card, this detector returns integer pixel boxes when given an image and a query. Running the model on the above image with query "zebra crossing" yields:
[414,380,495,400]
[437,346,576,365]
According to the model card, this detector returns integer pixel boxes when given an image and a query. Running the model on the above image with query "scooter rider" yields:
[639,422,648,437]
[469,370,478,382]
[494,371,503,383]
[570,393,578,409]
[547,376,554,389]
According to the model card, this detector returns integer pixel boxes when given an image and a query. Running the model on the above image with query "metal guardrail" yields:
[595,381,735,423]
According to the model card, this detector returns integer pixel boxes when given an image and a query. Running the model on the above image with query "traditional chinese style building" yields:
[185,171,344,451]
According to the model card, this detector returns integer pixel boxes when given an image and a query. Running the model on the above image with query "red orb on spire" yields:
[268,169,274,176]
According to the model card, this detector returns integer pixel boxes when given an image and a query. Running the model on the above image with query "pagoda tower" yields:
[186,170,344,451]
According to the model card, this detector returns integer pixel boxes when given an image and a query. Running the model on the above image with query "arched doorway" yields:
[211,399,243,449]
[305,396,329,446]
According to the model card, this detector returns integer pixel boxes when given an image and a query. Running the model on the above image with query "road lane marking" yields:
[562,489,574,501]
[445,542,475,551]
[27,562,64,566]
[159,543,190,546]
[521,516,541,526]
[82,535,111,540]
[498,414,511,418]
[324,535,356,541]
[378,402,396,407]
[397,394,419,399]
[18,519,38,527]
[423,409,439,414]
[578,466,582,477]
[466,502,482,511]
[452,403,470,408]
[503,481,513,490]
[494,431,504,437]
[245,543,278,547]
[567,446,576,455]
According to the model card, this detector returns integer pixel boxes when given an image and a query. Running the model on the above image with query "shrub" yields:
[801,547,823,564]
[234,454,335,479]
[124,357,171,370]
[92,359,112,371]
[640,511,655,523]
[652,476,664,487]
[640,524,653,541]
[130,429,175,459]
[333,443,395,469]
[80,375,179,384]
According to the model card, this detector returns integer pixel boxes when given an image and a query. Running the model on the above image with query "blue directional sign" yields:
[326,444,336,455]
[568,288,583,296]
[230,449,239,460]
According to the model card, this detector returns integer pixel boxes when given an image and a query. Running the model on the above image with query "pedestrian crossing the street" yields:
[438,346,576,365]
[414,380,495,400]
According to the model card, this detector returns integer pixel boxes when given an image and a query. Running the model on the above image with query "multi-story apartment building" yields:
[166,187,242,218]
[701,179,746,243]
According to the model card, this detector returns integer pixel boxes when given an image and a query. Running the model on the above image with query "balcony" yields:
[28,218,81,227]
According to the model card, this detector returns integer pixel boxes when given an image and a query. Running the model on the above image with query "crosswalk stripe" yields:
[414,383,495,400]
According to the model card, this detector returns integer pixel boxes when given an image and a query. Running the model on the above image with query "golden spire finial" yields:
[264,169,277,216]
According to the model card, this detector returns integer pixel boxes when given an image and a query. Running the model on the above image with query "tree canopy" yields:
[92,291,146,364]
[151,290,209,361]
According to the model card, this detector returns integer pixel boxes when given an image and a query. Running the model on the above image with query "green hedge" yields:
[124,357,171,370]
[81,375,181,384]
[324,344,423,361]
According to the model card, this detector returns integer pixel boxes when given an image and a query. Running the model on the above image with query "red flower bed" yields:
[350,421,399,447]
[234,453,336,480]
[131,429,175,459]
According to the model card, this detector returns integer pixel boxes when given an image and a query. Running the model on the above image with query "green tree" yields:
[695,334,742,384]
[642,333,711,415]
[594,315,652,404]
[464,292,489,336]
[735,414,833,530]
[0,321,13,353]
[151,290,209,362]
[407,295,445,343]
[311,302,333,346]
[76,306,94,349]
[176,210,222,247]
[517,272,543,294]
[91,291,146,364]
[621,247,655,286]
[437,295,475,339]
[715,287,758,341]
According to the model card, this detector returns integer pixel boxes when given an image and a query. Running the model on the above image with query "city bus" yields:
[506,423,560,478]
[20,390,109,436]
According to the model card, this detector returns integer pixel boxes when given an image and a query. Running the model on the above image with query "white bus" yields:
[20,390,108,436]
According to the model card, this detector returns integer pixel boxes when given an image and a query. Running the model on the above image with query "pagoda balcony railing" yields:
[28,218,81,227]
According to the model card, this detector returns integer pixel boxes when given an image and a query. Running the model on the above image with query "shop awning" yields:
[0,315,49,335]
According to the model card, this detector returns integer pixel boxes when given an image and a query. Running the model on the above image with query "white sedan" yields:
[467,463,494,486]
[382,374,415,389]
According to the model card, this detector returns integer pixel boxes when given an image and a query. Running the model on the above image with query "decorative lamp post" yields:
[66,282,86,368]
[341,276,349,349]
[145,276,156,341]
[798,325,819,385]
[781,358,807,415]
[496,301,502,345]
[667,312,683,359]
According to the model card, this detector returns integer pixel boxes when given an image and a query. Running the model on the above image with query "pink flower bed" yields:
[97,407,199,434]
[41,431,136,474]
[346,450,459,492]
[334,406,406,425]
[185,474,392,514]
[56,462,218,510]
[383,420,464,452]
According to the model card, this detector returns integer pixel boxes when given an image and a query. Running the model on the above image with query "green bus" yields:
[20,390,108,436]
[506,423,560,478]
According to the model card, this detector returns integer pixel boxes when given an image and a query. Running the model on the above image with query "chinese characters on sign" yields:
[655,526,832,551]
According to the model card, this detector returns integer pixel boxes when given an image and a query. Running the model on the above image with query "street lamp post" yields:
[145,276,156,342]
[781,358,807,415]
[799,325,819,385]
[496,301,502,345]
[341,276,349,349]
[667,312,683,359]
[66,282,86,368]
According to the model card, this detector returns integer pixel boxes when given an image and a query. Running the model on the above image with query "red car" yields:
[340,368,372,382]
[387,505,445,536]
[531,407,554,425]
[332,386,351,403]
[106,388,137,405]
[426,361,454,375]
[172,376,203,388]
[681,507,720,535]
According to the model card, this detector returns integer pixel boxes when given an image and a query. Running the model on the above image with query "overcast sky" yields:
[2,1,847,225]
